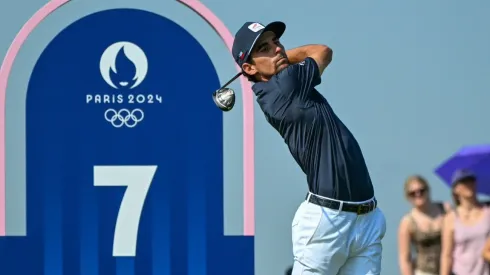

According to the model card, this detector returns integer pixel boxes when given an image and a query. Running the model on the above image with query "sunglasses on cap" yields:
[407,187,427,198]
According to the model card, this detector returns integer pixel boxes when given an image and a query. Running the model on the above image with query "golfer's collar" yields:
[251,81,264,94]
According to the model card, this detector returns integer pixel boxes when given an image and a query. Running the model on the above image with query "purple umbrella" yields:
[435,144,490,196]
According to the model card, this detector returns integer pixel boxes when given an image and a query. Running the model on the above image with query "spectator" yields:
[398,175,450,275]
[440,169,490,275]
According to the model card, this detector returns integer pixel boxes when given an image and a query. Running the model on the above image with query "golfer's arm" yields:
[440,212,455,275]
[286,44,332,75]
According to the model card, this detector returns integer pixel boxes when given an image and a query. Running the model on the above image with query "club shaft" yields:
[220,72,242,89]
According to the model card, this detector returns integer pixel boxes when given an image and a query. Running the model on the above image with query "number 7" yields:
[94,165,157,257]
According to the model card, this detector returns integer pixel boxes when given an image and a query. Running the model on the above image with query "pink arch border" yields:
[0,0,71,236]
[0,0,255,236]
[176,0,255,236]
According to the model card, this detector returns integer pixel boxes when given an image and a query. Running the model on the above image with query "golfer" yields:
[231,21,387,274]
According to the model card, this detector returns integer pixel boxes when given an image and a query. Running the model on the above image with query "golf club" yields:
[212,72,242,112]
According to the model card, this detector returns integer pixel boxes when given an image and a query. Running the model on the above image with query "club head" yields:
[212,88,235,112]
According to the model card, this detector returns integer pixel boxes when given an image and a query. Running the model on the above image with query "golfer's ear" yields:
[242,63,256,76]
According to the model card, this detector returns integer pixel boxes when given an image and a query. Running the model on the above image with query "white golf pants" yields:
[291,196,386,275]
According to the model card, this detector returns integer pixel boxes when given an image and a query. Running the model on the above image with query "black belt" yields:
[306,193,377,215]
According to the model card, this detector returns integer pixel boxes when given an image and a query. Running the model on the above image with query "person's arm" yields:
[398,216,414,275]
[286,44,333,75]
[440,211,455,275]
[483,237,490,262]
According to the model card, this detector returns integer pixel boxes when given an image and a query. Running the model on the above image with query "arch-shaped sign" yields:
[0,8,254,275]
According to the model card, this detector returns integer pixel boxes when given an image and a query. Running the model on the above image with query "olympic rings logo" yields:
[104,108,144,128]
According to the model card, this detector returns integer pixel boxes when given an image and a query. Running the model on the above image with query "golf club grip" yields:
[220,72,242,89]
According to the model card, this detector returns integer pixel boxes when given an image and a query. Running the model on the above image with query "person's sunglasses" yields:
[408,188,427,198]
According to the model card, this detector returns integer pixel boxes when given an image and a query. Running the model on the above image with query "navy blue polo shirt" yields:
[252,57,374,202]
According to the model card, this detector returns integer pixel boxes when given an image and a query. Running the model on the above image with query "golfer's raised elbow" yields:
[310,45,332,74]
[321,45,333,61]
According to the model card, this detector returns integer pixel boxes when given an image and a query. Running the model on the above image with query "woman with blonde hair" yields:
[398,175,450,275]
[440,169,490,275]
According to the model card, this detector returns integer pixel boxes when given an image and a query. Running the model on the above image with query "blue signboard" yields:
[0,8,254,275]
